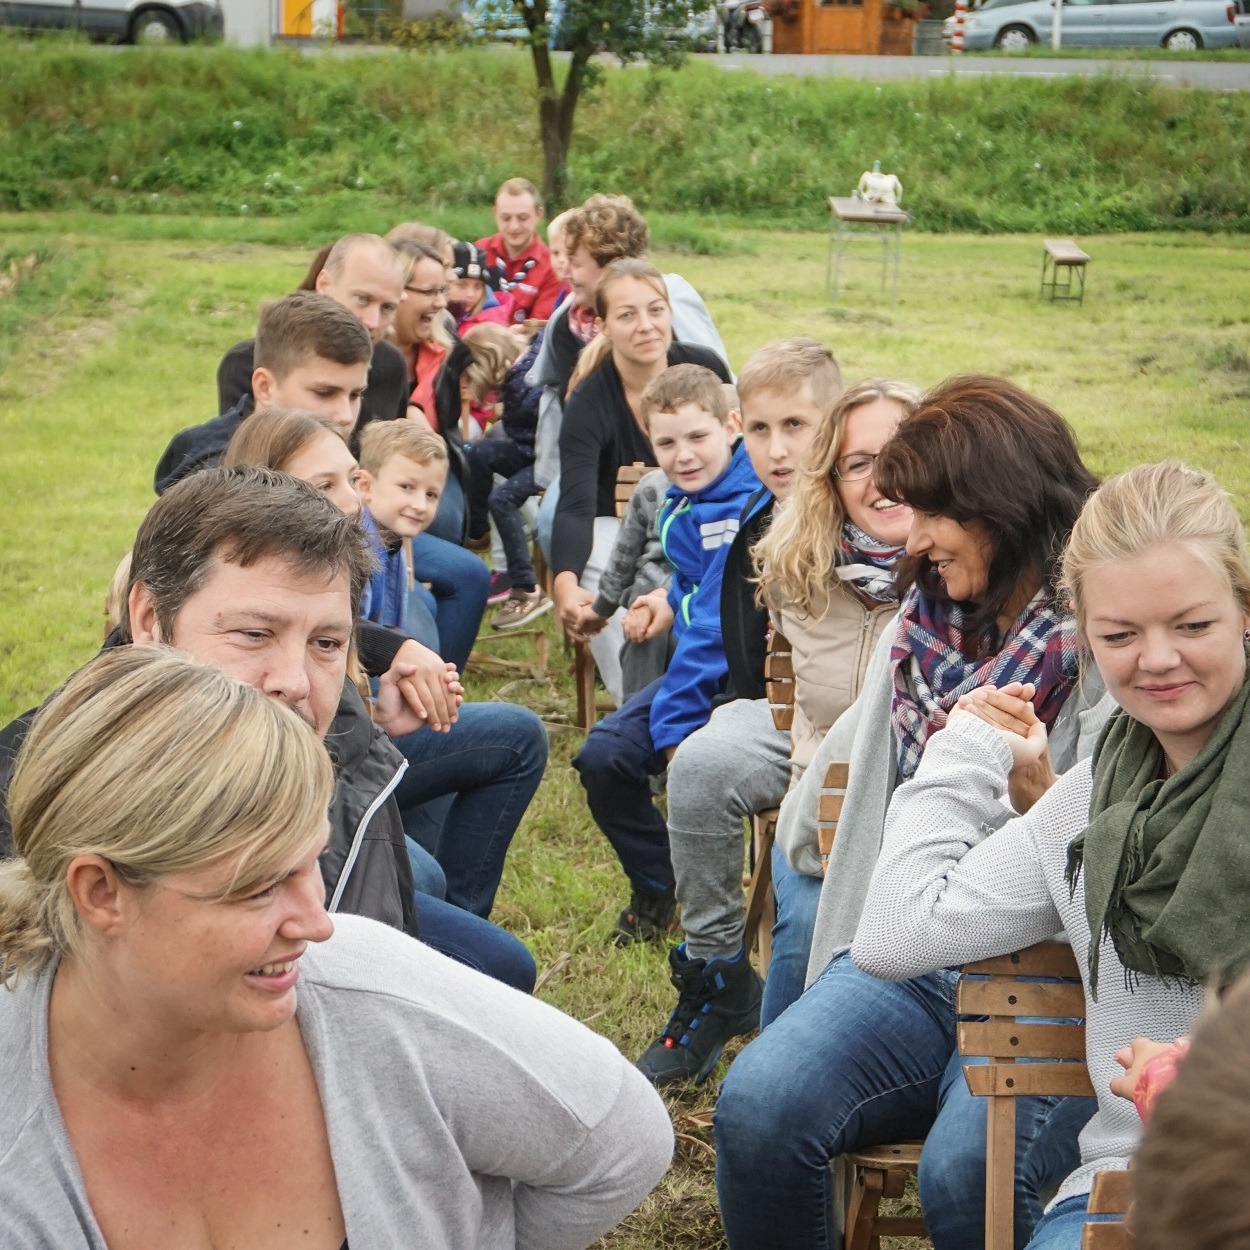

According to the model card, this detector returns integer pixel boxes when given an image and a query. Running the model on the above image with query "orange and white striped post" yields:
[951,0,966,51]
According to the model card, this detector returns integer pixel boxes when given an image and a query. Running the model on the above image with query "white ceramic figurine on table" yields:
[855,161,903,207]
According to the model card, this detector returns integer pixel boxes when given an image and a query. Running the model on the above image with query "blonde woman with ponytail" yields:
[0,646,674,1249]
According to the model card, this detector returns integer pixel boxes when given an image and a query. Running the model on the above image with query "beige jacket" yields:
[773,585,897,783]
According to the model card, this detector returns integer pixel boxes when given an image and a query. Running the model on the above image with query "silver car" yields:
[949,0,1239,50]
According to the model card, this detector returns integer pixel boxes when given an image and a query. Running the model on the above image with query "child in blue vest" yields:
[356,421,449,630]
[573,364,761,945]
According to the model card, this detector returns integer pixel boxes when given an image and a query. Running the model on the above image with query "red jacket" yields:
[475,233,562,323]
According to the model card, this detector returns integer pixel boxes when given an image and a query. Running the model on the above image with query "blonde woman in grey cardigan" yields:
[852,462,1250,1250]
[715,376,1104,1250]
[0,648,673,1250]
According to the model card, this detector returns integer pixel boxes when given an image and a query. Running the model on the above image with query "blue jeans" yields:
[465,438,538,587]
[535,477,559,565]
[425,469,466,544]
[391,702,548,918]
[489,462,539,591]
[412,891,537,994]
[714,952,1096,1250]
[760,840,824,1029]
[407,531,490,674]
[406,834,447,898]
[572,677,673,894]
[1025,1194,1118,1250]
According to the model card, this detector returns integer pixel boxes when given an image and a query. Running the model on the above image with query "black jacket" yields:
[154,394,252,495]
[0,652,418,940]
[717,487,774,706]
[216,336,410,432]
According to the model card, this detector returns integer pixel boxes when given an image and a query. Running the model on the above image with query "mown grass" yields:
[1,220,1248,1247]
[4,39,1250,231]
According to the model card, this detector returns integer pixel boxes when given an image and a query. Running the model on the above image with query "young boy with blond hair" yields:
[356,421,449,629]
[572,363,761,948]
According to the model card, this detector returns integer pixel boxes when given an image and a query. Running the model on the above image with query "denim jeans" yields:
[390,702,549,918]
[406,834,447,899]
[714,952,1096,1250]
[407,531,490,674]
[1024,1194,1117,1250]
[572,677,672,895]
[535,477,559,565]
[759,840,824,1029]
[402,590,441,656]
[488,463,540,591]
[411,891,537,994]
[425,469,466,545]
[465,439,538,580]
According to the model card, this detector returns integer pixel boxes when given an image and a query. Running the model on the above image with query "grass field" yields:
[1,216,1249,1247]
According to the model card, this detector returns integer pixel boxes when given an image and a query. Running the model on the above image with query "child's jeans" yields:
[573,677,674,894]
[465,439,539,590]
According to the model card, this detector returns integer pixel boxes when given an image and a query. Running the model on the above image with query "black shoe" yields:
[613,884,677,946]
[636,944,763,1087]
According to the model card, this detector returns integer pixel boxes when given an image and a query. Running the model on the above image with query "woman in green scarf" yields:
[852,460,1250,1250]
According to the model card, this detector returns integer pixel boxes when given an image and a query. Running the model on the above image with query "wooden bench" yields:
[742,631,794,974]
[1041,238,1091,305]
[574,462,651,730]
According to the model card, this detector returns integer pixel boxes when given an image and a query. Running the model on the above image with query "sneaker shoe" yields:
[613,884,677,947]
[492,588,552,630]
[486,572,512,605]
[636,944,763,1087]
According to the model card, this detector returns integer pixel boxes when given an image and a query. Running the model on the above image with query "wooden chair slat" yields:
[1087,1170,1132,1215]
[821,760,850,789]
[765,678,794,703]
[1082,1223,1132,1250]
[846,1142,923,1170]
[764,652,794,680]
[817,826,836,858]
[963,1062,1096,1100]
[817,792,845,824]
[958,1021,1087,1062]
[771,708,794,731]
[962,942,1081,979]
[613,462,649,519]
[958,978,1086,1020]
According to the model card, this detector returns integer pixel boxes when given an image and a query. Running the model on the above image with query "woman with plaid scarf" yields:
[716,376,1112,1250]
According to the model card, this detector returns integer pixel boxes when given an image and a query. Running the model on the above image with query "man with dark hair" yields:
[217,233,410,428]
[0,467,544,991]
[155,291,372,494]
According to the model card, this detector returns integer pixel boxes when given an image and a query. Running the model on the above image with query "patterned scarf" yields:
[834,522,904,607]
[890,586,1078,780]
[568,302,598,347]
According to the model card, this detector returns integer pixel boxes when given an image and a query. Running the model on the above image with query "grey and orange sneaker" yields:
[492,587,552,630]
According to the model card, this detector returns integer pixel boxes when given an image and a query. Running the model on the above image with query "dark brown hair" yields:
[874,375,1099,629]
[640,363,729,429]
[223,408,347,474]
[121,466,375,640]
[1132,978,1250,1250]
[252,291,372,380]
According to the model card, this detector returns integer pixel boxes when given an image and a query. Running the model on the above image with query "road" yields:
[699,51,1250,89]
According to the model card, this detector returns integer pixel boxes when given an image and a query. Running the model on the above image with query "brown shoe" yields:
[492,588,552,630]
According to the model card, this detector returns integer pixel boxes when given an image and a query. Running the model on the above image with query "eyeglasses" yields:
[833,452,878,482]
[405,284,450,298]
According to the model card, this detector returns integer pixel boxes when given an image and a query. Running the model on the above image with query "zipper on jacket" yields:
[328,759,408,914]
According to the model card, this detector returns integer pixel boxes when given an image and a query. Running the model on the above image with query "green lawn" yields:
[2,216,1249,1248]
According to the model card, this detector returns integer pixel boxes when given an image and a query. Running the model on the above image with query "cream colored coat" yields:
[772,583,897,783]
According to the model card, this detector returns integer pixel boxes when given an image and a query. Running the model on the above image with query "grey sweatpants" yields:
[667,698,791,962]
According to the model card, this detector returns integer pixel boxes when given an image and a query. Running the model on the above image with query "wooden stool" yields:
[845,1142,927,1250]
[1041,239,1090,304]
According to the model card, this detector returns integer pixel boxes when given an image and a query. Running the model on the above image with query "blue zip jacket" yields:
[650,440,762,751]
[358,508,409,631]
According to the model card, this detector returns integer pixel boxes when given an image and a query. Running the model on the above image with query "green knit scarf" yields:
[1066,672,1250,998]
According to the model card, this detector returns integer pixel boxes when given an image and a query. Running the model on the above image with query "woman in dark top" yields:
[551,259,730,663]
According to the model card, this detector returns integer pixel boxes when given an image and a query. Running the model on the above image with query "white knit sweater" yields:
[852,714,1204,1205]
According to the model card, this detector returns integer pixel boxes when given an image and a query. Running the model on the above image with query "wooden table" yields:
[827,196,910,308]
[1041,238,1091,304]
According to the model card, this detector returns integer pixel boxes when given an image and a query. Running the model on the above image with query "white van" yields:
[0,1,223,42]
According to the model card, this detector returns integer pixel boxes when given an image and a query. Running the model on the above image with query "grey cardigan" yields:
[591,468,672,618]
[777,624,1114,985]
[0,914,674,1249]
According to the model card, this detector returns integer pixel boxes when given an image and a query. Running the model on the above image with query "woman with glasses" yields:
[715,375,1110,1250]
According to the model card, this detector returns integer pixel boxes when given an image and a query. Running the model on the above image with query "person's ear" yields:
[356,468,375,500]
[725,409,743,439]
[65,854,130,939]
[127,582,163,645]
[252,365,277,410]
[314,268,333,298]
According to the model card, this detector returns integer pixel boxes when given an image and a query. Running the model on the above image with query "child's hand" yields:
[623,589,674,643]
[571,603,608,637]
[1111,1037,1188,1121]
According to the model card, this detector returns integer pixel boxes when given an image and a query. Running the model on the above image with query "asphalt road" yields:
[700,51,1250,89]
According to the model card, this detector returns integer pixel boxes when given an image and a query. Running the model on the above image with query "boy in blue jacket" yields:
[573,364,761,947]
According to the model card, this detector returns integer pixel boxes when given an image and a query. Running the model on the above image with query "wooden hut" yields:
[769,0,917,55]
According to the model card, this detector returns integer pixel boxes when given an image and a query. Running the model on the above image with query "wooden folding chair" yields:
[1081,1170,1133,1250]
[574,462,650,730]
[743,631,793,973]
[959,942,1095,1250]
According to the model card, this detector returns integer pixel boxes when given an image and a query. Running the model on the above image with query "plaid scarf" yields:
[890,587,1078,779]
[834,522,904,608]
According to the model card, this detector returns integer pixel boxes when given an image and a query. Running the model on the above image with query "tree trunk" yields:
[530,42,591,210]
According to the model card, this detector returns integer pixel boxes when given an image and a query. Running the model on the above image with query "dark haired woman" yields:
[714,376,1110,1250]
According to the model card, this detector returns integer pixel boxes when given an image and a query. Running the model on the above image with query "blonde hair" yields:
[104,551,132,637]
[385,221,453,264]
[461,323,525,403]
[737,337,844,417]
[0,647,333,985]
[358,420,448,476]
[223,407,346,474]
[567,259,670,401]
[497,176,541,209]
[1059,461,1250,636]
[754,378,922,618]
[547,209,574,248]
[640,363,729,429]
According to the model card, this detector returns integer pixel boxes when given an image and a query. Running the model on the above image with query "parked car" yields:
[0,0,223,41]
[944,0,1238,49]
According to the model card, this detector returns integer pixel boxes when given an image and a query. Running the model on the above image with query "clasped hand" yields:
[623,587,674,644]
[948,680,1056,813]
[373,638,464,737]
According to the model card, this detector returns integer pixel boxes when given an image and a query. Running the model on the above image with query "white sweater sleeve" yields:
[852,714,1068,980]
